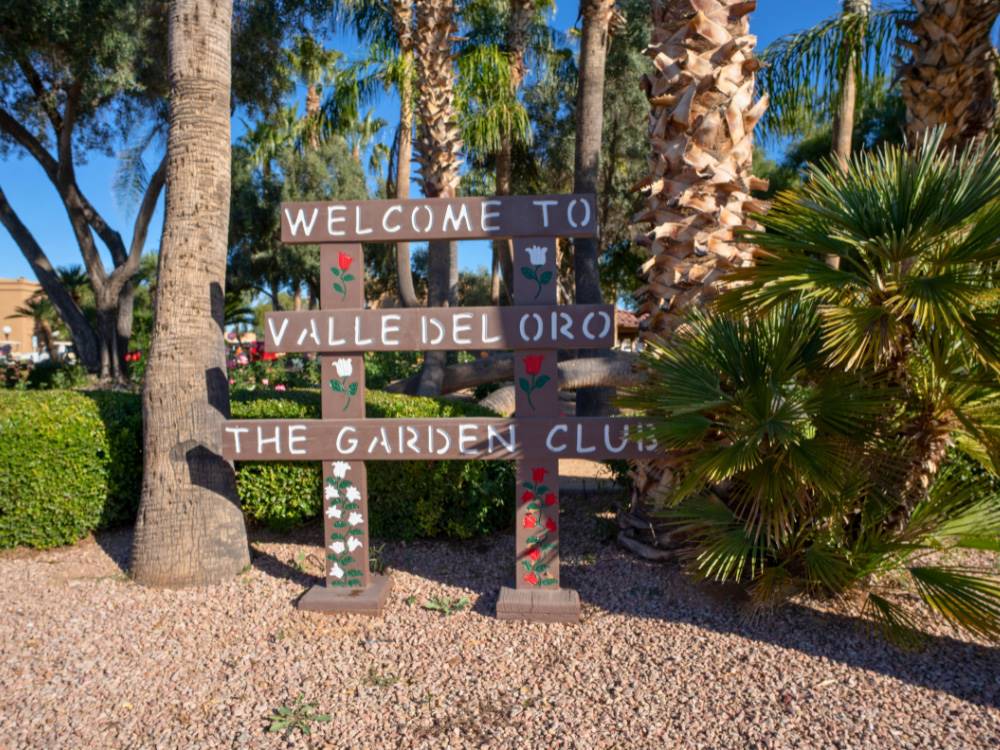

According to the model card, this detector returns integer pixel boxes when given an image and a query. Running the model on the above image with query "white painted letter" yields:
[532,199,557,227]
[267,317,289,348]
[453,312,473,345]
[381,314,401,346]
[327,205,347,236]
[226,426,249,454]
[284,207,318,237]
[481,200,502,232]
[443,202,472,233]
[288,424,307,455]
[382,205,403,233]
[354,205,373,235]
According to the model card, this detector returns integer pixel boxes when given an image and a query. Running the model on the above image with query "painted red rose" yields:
[521,490,534,503]
[338,252,353,271]
[523,515,536,529]
[528,548,541,561]
[523,572,539,586]
[545,518,557,532]
[523,355,544,376]
[531,467,546,483]
[544,492,556,505]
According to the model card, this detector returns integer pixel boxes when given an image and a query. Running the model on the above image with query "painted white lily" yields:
[334,358,353,378]
[348,511,363,526]
[329,540,346,554]
[331,461,351,479]
[525,245,547,266]
[345,486,361,502]
[324,484,339,501]
[326,505,342,519]
[347,537,363,552]
[329,563,344,579]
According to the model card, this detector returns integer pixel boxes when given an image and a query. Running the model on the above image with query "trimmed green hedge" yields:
[0,389,513,549]
[0,390,142,548]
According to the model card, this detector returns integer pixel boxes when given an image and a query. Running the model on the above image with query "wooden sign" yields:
[224,194,644,623]
[263,304,616,353]
[281,194,597,243]
[222,417,658,461]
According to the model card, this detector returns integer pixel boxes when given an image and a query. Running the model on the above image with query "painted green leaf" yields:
[329,379,344,393]
[331,267,341,277]
[348,580,362,587]
[339,479,351,489]
[331,580,348,587]
[349,529,363,536]
[537,485,549,495]
[522,560,533,571]
[346,569,363,577]
[333,282,345,294]
[527,502,540,510]
[540,578,558,586]
[347,382,358,396]
[539,270,553,285]
[518,377,531,393]
[533,562,547,572]
[534,375,551,390]
[520,266,536,281]
[329,533,345,540]
[334,521,347,528]
[522,482,534,490]
[526,536,540,544]
[344,502,358,510]
[340,555,354,565]
[342,273,355,282]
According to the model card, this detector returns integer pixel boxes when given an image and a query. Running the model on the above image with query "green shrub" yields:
[231,389,514,538]
[0,390,142,548]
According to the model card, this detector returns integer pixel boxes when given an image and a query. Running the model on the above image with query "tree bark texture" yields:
[132,0,250,587]
[392,0,421,307]
[900,0,1000,150]
[573,0,615,418]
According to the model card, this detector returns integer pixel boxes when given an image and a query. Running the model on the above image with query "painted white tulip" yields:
[324,484,339,500]
[347,537,363,552]
[329,563,344,579]
[331,461,351,478]
[329,540,346,554]
[345,486,361,502]
[525,245,547,266]
[326,505,342,519]
[348,511,363,526]
[334,358,353,378]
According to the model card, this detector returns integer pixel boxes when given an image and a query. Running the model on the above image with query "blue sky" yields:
[0,1,845,282]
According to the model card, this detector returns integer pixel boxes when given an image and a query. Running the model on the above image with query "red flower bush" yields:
[523,355,544,376]
[531,467,546,483]
[338,252,353,271]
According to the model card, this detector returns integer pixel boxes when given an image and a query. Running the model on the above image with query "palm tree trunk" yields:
[901,0,1000,150]
[392,0,420,308]
[132,0,250,587]
[413,0,463,395]
[573,0,615,418]
[626,0,768,554]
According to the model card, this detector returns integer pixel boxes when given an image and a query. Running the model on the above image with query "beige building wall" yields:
[0,277,42,356]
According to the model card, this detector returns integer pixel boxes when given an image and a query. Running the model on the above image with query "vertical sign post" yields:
[298,243,392,614]
[497,237,580,621]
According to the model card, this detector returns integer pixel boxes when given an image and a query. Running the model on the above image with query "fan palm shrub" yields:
[624,134,1000,644]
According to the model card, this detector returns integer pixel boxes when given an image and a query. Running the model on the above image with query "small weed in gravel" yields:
[369,543,387,574]
[365,667,399,688]
[422,595,470,616]
[266,694,330,738]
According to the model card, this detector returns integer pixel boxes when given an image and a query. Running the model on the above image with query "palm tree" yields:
[626,0,768,521]
[286,34,342,149]
[900,0,1000,149]
[133,0,250,587]
[623,305,1000,644]
[720,132,1000,520]
[8,293,59,359]
[760,2,902,166]
[413,0,464,395]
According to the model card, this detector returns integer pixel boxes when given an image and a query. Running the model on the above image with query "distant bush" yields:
[0,388,513,548]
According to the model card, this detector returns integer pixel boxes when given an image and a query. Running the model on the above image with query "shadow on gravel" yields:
[93,527,132,574]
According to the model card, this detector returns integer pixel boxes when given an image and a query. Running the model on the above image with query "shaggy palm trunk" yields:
[625,0,768,556]
[573,0,615,418]
[413,0,463,395]
[901,0,1000,149]
[132,0,250,586]
[393,0,420,307]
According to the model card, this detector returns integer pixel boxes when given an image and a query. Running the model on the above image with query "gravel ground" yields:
[1,491,997,750]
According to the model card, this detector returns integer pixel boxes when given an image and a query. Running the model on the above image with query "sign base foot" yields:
[496,586,580,623]
[297,574,393,616]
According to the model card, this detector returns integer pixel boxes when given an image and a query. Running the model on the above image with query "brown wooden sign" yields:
[280,194,597,243]
[264,304,616,353]
[223,417,657,461]
[224,193,640,623]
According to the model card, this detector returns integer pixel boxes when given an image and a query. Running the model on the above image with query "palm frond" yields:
[909,566,1000,642]
[862,593,926,649]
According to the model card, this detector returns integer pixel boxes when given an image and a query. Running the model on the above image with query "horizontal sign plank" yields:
[264,304,616,353]
[280,194,598,243]
[222,418,658,461]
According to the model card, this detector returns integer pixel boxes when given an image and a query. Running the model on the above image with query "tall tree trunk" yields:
[901,0,1000,150]
[413,0,463,395]
[626,0,768,553]
[573,0,614,418]
[393,0,421,308]
[132,0,249,587]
